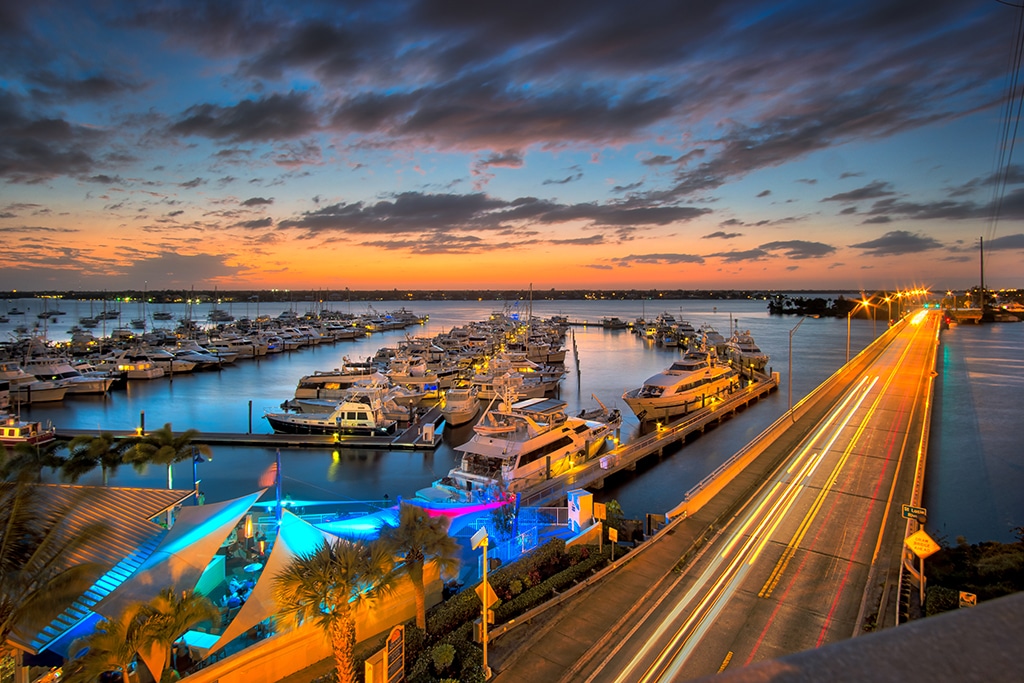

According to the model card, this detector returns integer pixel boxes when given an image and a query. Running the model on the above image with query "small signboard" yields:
[475,579,498,607]
[386,625,405,683]
[608,527,618,543]
[901,504,927,521]
[904,529,941,559]
[959,591,977,608]
[594,502,607,521]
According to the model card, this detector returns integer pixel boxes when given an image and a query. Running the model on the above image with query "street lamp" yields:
[788,316,806,420]
[846,299,869,363]
[191,448,208,504]
[471,527,493,680]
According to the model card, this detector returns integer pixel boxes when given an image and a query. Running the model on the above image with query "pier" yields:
[515,372,780,507]
[56,407,447,450]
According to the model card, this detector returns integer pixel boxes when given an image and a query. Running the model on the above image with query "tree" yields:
[63,432,136,485]
[138,588,220,680]
[62,588,219,683]
[1,440,66,483]
[62,602,148,683]
[378,503,462,630]
[273,538,395,683]
[129,423,211,490]
[1,482,106,666]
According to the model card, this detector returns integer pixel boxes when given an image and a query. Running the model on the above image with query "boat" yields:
[725,330,770,374]
[0,413,56,446]
[94,349,166,380]
[0,363,69,403]
[440,384,481,427]
[601,317,629,329]
[285,379,416,423]
[264,390,399,436]
[293,363,388,401]
[699,323,729,356]
[22,354,116,395]
[430,378,621,501]
[621,345,739,422]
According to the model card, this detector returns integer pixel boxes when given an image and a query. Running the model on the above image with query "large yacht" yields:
[622,346,739,422]
[264,390,398,436]
[725,330,770,374]
[430,381,621,501]
[440,384,481,427]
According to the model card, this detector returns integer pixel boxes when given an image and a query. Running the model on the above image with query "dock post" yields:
[140,410,145,435]
[248,400,253,434]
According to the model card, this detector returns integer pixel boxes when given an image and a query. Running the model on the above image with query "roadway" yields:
[491,309,941,683]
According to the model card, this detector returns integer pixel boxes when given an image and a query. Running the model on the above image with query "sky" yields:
[1,0,1022,293]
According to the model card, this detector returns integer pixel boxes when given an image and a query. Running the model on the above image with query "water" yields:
[8,297,1020,543]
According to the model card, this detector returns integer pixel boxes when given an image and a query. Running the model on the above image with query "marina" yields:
[2,296,1022,545]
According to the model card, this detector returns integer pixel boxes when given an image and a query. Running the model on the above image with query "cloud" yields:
[986,233,1024,250]
[703,231,742,239]
[611,253,705,266]
[170,91,320,143]
[821,180,896,202]
[758,240,836,259]
[242,196,274,206]
[849,230,943,256]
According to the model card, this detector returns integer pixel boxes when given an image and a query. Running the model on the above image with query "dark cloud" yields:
[611,253,705,266]
[987,233,1024,250]
[542,172,583,186]
[242,196,274,206]
[706,248,768,263]
[27,71,144,104]
[849,230,943,256]
[756,189,771,198]
[236,217,274,229]
[758,240,836,259]
[179,177,206,189]
[703,231,742,239]
[0,89,106,182]
[170,92,319,143]
[821,180,896,202]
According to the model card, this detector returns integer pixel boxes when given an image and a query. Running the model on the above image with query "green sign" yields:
[901,504,927,520]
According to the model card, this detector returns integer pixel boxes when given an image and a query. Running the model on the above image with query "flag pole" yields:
[275,448,283,525]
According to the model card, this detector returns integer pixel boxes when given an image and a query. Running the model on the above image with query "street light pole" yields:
[788,316,806,420]
[846,307,853,363]
[471,527,492,680]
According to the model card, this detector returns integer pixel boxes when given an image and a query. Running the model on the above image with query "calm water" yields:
[7,297,1020,543]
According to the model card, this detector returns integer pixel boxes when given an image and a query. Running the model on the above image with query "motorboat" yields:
[264,390,399,436]
[0,362,68,403]
[622,346,739,422]
[138,347,198,374]
[430,378,621,501]
[440,384,481,427]
[94,349,166,380]
[725,330,770,374]
[22,356,116,395]
[0,413,56,446]
[294,364,388,401]
[284,379,415,423]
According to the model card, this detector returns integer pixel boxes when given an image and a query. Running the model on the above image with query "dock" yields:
[56,407,447,451]
[516,372,780,506]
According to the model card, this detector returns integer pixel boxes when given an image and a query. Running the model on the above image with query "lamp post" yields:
[471,527,492,680]
[191,448,208,504]
[788,316,806,419]
[846,299,868,363]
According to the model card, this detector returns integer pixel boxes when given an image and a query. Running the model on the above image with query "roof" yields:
[2,483,195,654]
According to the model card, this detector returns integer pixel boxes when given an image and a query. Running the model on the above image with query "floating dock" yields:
[56,407,447,451]
[516,372,780,506]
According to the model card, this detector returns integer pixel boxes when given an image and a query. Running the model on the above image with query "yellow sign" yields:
[904,529,940,559]
[608,527,618,543]
[959,591,977,608]
[475,579,498,607]
[594,502,607,521]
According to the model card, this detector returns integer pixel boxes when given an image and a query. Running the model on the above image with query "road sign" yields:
[959,591,977,608]
[901,504,927,520]
[904,529,940,559]
[475,579,498,607]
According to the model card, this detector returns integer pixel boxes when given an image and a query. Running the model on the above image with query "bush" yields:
[431,643,455,674]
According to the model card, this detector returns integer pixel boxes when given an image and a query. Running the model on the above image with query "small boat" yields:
[264,392,399,436]
[725,330,770,374]
[440,384,481,427]
[0,413,56,446]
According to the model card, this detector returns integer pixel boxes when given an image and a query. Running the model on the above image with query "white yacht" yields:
[0,362,69,403]
[725,330,770,374]
[431,380,621,501]
[440,384,481,427]
[22,356,116,395]
[622,346,739,422]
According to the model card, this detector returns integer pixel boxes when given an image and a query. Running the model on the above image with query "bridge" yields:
[489,309,946,682]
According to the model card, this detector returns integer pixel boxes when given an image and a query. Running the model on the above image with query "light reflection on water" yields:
[11,298,1018,542]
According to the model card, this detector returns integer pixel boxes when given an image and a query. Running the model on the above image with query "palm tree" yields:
[140,588,221,680]
[62,588,219,683]
[273,538,396,683]
[129,422,211,490]
[1,439,66,483]
[62,602,148,683]
[63,432,135,485]
[377,502,461,630]
[1,482,107,667]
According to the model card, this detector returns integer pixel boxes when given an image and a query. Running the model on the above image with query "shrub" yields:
[431,643,456,674]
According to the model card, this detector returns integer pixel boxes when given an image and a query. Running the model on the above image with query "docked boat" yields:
[285,379,416,423]
[0,413,56,446]
[0,363,68,403]
[725,330,770,374]
[430,380,621,501]
[294,364,388,401]
[440,384,481,427]
[23,356,116,395]
[264,390,399,436]
[622,346,739,422]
